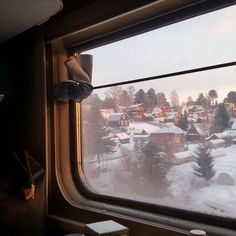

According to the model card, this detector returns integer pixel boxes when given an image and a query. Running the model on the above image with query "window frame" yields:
[47,1,236,235]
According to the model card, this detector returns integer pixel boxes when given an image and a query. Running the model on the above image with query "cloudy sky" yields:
[85,5,236,103]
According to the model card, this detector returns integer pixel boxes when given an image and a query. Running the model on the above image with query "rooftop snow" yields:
[108,113,125,121]
[209,139,226,145]
[174,151,194,159]
[151,127,185,134]
[115,133,130,140]
[130,122,160,134]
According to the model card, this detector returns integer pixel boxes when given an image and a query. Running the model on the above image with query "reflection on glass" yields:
[80,67,236,218]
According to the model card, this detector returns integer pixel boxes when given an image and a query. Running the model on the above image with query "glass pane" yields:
[80,66,236,218]
[84,5,236,87]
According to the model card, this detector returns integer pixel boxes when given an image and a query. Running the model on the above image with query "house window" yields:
[78,4,236,222]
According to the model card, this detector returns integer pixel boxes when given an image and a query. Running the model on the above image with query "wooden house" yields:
[126,104,145,121]
[108,112,129,128]
[164,112,181,125]
[149,127,185,153]
[208,139,226,149]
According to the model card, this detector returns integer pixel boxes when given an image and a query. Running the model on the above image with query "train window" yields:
[77,5,236,220]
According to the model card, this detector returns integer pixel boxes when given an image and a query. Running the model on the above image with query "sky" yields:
[84,5,236,103]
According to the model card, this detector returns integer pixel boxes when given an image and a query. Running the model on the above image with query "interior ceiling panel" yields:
[0,0,63,43]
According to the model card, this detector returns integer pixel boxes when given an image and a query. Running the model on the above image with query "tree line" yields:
[85,86,236,113]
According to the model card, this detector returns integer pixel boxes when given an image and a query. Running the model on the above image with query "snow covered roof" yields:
[164,112,176,120]
[115,132,130,140]
[209,139,225,145]
[127,103,144,109]
[130,122,160,134]
[108,113,127,122]
[187,123,206,136]
[143,113,153,118]
[206,130,236,140]
[174,151,194,159]
[132,129,148,135]
[151,126,185,134]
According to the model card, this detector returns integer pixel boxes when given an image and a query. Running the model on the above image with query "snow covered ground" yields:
[166,145,236,218]
[82,122,236,219]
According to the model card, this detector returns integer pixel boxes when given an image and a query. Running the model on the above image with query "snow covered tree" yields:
[192,143,216,181]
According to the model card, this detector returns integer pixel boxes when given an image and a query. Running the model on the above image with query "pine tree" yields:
[146,88,157,112]
[192,143,216,181]
[134,89,147,106]
[210,103,230,134]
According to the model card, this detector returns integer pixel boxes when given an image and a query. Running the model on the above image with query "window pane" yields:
[85,5,236,87]
[80,66,236,218]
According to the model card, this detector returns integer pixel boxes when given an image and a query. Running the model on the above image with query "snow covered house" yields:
[126,103,146,121]
[206,130,236,142]
[132,129,149,142]
[149,127,185,153]
[185,123,207,142]
[108,112,129,128]
[208,139,226,149]
[164,112,181,125]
